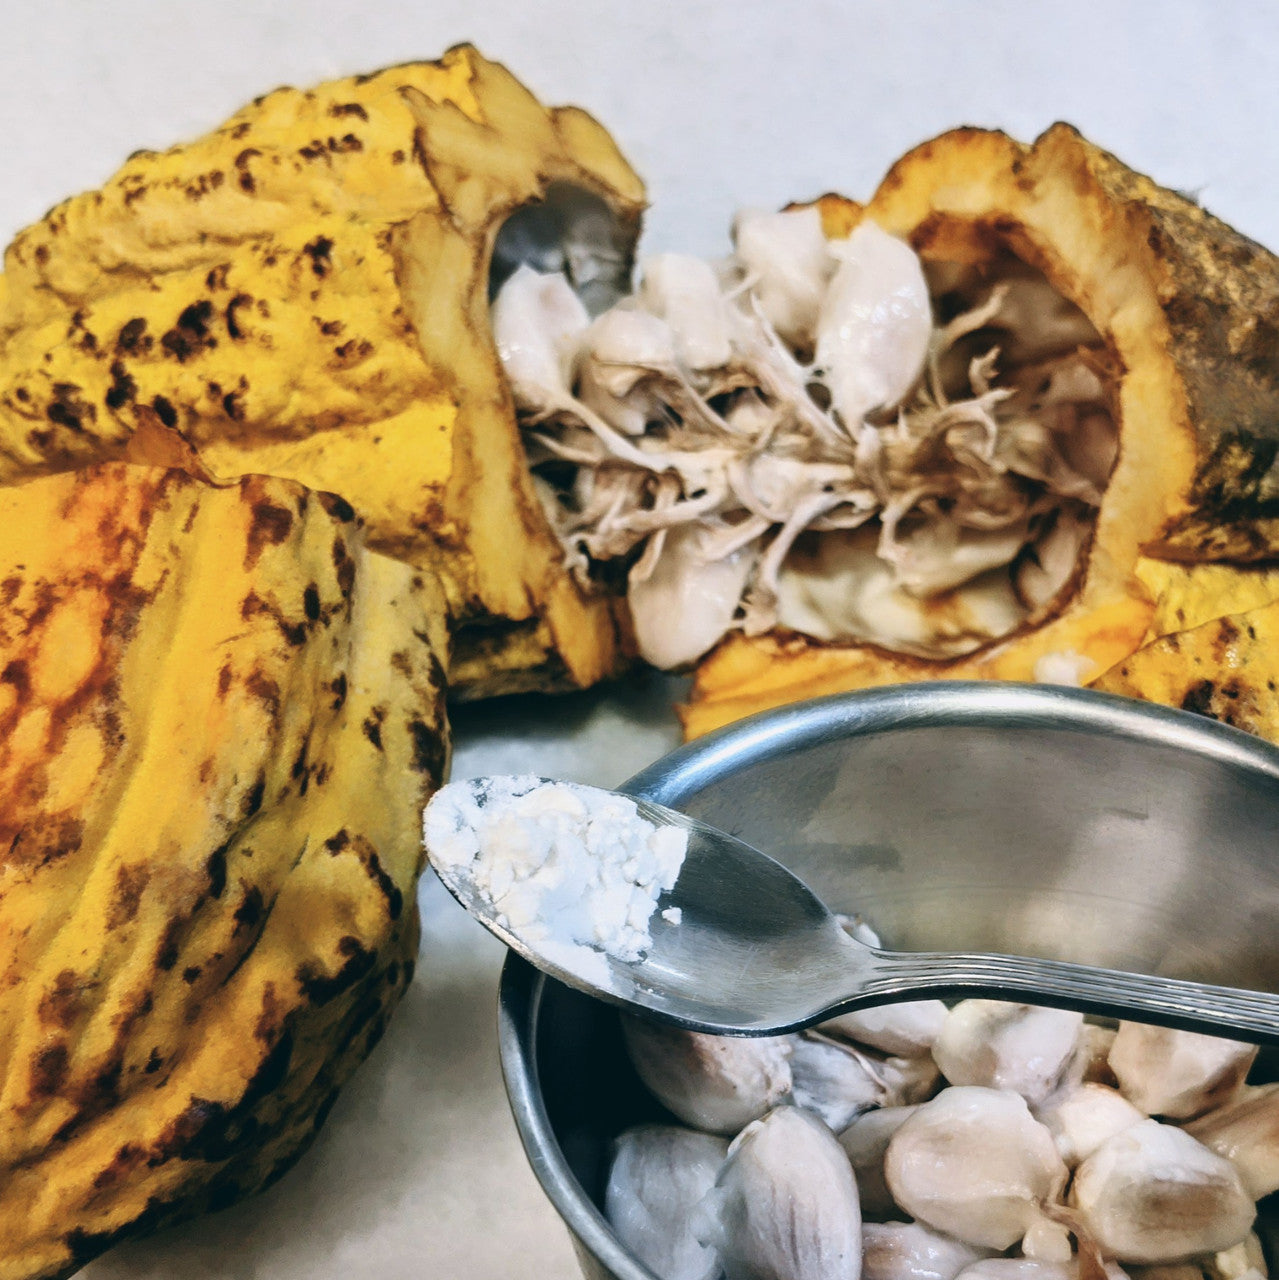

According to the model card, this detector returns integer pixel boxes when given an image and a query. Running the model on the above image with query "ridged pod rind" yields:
[0,463,449,1279]
[0,46,645,698]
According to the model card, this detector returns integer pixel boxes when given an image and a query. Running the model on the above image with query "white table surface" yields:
[4,3,1278,1275]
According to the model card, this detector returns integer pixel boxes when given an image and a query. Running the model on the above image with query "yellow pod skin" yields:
[0,463,448,1279]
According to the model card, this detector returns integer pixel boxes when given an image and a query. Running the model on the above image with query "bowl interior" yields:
[500,683,1279,1277]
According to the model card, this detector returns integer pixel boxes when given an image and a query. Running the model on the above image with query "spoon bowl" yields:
[433,784,851,1032]
[435,776,1279,1041]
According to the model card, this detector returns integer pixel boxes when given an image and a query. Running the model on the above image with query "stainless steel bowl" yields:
[498,682,1279,1280]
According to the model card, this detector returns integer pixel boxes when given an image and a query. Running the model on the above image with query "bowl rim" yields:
[496,680,1279,1277]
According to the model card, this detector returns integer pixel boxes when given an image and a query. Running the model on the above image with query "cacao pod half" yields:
[0,463,448,1278]
[0,46,645,698]
[683,125,1279,737]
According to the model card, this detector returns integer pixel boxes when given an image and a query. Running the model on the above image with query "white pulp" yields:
[494,207,1115,669]
[814,221,932,428]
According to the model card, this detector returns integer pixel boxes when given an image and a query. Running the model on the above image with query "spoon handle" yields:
[857,946,1279,1044]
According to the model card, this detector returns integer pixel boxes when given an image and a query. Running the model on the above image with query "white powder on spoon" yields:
[423,776,688,980]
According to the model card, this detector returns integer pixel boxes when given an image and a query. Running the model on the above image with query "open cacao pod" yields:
[681,126,1279,737]
[0,46,644,699]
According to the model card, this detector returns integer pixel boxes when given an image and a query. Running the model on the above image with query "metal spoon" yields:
[431,777,1279,1043]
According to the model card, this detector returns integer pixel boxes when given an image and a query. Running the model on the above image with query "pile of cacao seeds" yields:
[605,989,1278,1280]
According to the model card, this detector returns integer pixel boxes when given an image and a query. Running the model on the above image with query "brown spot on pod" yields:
[296,936,375,1005]
[328,672,347,709]
[2,657,30,697]
[331,535,356,596]
[5,815,85,871]
[151,395,177,428]
[244,500,294,566]
[318,491,356,523]
[91,1142,147,1191]
[1181,679,1217,717]
[104,361,136,411]
[332,337,373,365]
[116,317,150,353]
[245,670,281,718]
[234,147,261,193]
[108,862,150,929]
[233,886,264,931]
[362,848,403,920]
[408,718,446,780]
[65,1198,169,1268]
[77,1056,123,1112]
[253,986,285,1045]
[38,970,86,1028]
[160,300,217,362]
[155,921,182,971]
[225,293,253,339]
[241,775,266,819]
[240,591,308,646]
[30,1043,69,1097]
[302,236,334,277]
[46,382,97,433]
[206,842,229,897]
[424,647,446,692]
